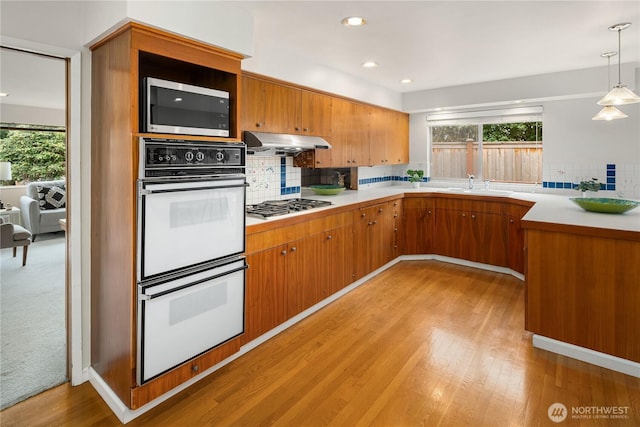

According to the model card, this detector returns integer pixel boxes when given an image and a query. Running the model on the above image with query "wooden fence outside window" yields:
[432,141,542,183]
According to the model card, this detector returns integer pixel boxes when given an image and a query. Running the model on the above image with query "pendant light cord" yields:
[617,28,622,86]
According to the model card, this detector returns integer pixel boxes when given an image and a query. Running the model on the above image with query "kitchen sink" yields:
[436,188,513,196]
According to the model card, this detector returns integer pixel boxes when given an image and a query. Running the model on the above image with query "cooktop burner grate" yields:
[246,198,332,218]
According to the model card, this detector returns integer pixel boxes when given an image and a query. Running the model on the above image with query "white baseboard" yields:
[532,335,640,378]
[397,254,524,281]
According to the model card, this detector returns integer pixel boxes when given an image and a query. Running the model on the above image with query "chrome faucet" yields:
[468,174,474,189]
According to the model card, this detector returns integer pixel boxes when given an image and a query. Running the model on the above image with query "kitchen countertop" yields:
[246,184,640,235]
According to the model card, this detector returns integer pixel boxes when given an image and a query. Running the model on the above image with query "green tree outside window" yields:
[0,126,66,183]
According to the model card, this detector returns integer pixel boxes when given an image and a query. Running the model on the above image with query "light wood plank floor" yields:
[2,261,639,426]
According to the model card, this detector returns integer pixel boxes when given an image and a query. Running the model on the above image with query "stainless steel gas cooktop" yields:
[246,198,332,218]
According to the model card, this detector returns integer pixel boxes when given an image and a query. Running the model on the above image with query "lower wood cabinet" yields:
[244,221,354,343]
[353,201,396,280]
[507,203,533,274]
[435,208,508,266]
[286,233,326,318]
[245,244,288,343]
[322,226,355,296]
[402,198,435,255]
[524,228,640,363]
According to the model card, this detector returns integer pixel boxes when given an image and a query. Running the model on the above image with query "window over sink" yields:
[426,107,543,184]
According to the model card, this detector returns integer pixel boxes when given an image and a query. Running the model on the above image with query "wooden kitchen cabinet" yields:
[322,226,355,296]
[402,197,435,255]
[524,227,640,363]
[370,108,409,166]
[507,202,533,274]
[244,245,288,342]
[435,198,508,267]
[241,76,301,134]
[330,99,370,167]
[391,199,403,258]
[286,233,326,318]
[90,22,243,409]
[243,72,408,169]
[353,201,396,280]
[245,211,353,342]
[241,74,332,137]
[301,90,332,137]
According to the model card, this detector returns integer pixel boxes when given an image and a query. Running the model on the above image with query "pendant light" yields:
[592,51,628,120]
[597,23,640,106]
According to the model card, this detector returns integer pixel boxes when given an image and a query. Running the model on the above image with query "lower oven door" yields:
[137,258,246,384]
[137,176,246,281]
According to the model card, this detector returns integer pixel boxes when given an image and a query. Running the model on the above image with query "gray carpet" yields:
[0,232,67,410]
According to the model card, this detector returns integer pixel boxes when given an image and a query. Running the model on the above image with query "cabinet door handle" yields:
[394,214,398,218]
[368,221,373,226]
[471,214,476,219]
[462,213,466,217]
[316,161,322,164]
[379,208,383,213]
[373,220,377,225]
[510,219,515,223]
[303,128,309,132]
[427,210,432,214]
[281,250,287,255]
[290,246,297,252]
[327,235,332,240]
[295,127,300,131]
[192,364,199,373]
[256,123,262,128]
[361,213,366,218]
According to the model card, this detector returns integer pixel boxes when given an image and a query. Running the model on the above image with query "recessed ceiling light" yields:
[400,79,413,84]
[361,61,378,68]
[342,16,367,27]
[0,93,8,97]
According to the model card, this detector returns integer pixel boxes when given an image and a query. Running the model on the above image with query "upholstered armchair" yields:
[20,180,66,241]
[0,217,32,266]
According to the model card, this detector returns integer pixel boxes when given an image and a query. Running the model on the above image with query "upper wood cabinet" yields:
[370,108,410,166]
[241,75,332,137]
[242,73,409,169]
[301,90,332,137]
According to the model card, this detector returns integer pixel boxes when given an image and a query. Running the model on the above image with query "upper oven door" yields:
[137,176,246,281]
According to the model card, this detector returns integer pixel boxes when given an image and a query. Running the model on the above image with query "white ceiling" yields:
[0,1,638,111]
[237,0,640,93]
[0,48,66,111]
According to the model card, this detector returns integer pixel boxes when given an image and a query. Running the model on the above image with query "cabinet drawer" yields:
[436,197,505,214]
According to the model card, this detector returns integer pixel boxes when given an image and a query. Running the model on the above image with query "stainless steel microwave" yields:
[143,77,230,137]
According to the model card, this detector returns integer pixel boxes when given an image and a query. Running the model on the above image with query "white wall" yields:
[0,104,65,127]
[403,65,640,198]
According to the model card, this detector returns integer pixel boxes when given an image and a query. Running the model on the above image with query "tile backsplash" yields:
[543,163,640,199]
[246,156,301,204]
[246,156,640,203]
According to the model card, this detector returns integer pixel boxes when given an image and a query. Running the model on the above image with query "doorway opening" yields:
[0,46,68,409]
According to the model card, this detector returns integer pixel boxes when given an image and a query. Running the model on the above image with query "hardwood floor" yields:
[2,260,639,426]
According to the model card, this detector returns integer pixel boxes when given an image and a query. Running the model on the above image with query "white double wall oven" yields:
[136,138,247,384]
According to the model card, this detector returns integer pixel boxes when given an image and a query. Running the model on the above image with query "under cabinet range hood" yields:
[243,131,331,155]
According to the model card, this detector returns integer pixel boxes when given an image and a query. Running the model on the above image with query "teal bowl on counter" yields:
[569,197,640,214]
[309,185,346,195]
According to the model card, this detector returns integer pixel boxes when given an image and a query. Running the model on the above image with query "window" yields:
[0,123,66,184]
[427,107,543,183]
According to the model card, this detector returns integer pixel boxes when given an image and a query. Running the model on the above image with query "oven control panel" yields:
[142,139,244,167]
[140,138,246,178]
